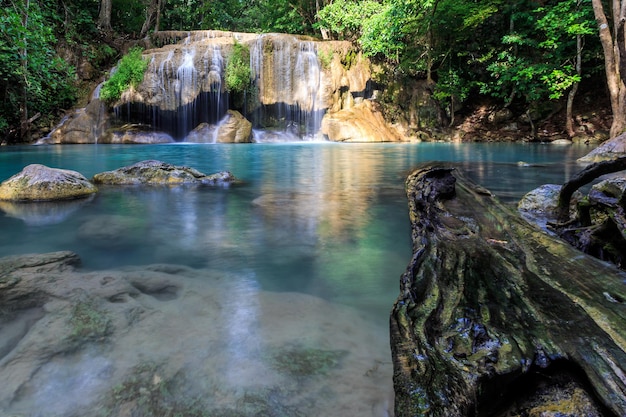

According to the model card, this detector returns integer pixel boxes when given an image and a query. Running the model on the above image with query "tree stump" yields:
[391,165,626,416]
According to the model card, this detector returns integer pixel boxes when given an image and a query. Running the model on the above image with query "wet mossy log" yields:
[391,165,626,416]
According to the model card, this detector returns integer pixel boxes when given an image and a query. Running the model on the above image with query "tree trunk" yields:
[565,33,582,137]
[19,0,30,141]
[391,165,626,416]
[154,0,163,33]
[592,0,626,138]
[140,0,161,38]
[97,0,112,33]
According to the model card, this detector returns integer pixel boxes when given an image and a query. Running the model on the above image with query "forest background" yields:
[0,0,623,144]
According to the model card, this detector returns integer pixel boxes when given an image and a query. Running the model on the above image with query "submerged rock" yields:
[92,160,237,185]
[0,252,393,416]
[0,164,98,201]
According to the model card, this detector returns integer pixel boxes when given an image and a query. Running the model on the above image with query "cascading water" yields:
[249,35,325,141]
[113,31,230,140]
[112,31,327,141]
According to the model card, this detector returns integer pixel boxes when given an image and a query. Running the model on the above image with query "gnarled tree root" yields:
[391,165,626,416]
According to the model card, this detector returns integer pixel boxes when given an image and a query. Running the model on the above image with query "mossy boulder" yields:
[0,164,97,201]
[92,160,237,185]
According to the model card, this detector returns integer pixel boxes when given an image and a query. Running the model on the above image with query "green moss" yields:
[102,363,305,417]
[68,299,111,344]
[341,50,358,70]
[105,363,211,417]
[269,345,347,377]
[318,48,334,69]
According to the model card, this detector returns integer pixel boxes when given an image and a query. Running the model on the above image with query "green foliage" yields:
[316,0,383,41]
[112,0,145,34]
[225,41,251,93]
[0,1,77,139]
[433,69,472,105]
[480,0,596,104]
[100,47,148,103]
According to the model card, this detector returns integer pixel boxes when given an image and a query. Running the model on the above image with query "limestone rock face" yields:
[320,100,403,142]
[578,132,626,163]
[92,160,236,185]
[0,164,98,201]
[40,98,109,144]
[215,110,253,143]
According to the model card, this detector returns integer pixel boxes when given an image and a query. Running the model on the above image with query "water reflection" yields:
[0,196,94,226]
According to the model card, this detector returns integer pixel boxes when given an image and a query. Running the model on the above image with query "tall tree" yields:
[535,0,594,137]
[140,0,164,37]
[19,0,30,139]
[0,0,75,141]
[97,0,112,32]
[592,0,626,138]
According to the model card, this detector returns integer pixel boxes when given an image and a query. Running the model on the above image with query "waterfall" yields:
[249,35,324,140]
[112,31,326,141]
[113,32,229,140]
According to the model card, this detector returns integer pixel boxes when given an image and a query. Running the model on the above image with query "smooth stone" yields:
[0,164,97,201]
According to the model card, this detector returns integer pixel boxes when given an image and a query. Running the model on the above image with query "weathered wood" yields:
[391,165,626,416]
[556,156,626,222]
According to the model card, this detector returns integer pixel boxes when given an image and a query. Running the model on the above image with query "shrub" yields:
[100,47,148,103]
[225,41,251,93]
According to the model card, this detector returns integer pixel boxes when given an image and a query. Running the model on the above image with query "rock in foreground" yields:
[0,164,98,201]
[92,160,237,185]
[392,165,626,416]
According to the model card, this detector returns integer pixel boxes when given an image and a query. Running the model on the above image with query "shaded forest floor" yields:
[450,82,613,143]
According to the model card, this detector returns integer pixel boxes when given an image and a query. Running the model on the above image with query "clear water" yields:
[0,143,591,313]
[0,142,593,416]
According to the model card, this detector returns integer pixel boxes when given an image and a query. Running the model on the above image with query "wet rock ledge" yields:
[391,165,626,416]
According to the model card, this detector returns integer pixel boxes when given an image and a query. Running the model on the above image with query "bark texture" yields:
[391,165,626,416]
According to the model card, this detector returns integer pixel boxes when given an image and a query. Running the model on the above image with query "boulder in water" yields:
[578,131,626,163]
[215,110,253,143]
[185,123,218,143]
[0,164,97,201]
[185,112,255,143]
[92,160,237,186]
[99,125,175,144]
[517,183,582,220]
